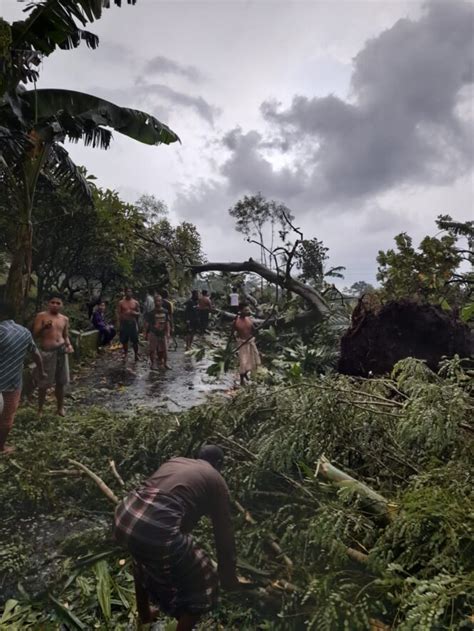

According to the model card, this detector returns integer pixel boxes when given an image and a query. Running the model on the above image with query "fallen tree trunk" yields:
[191,259,329,321]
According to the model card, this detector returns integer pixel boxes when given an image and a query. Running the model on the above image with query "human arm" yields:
[31,346,48,381]
[32,313,51,339]
[132,300,141,317]
[63,317,74,353]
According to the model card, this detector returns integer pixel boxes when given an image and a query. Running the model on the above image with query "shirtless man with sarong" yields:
[232,304,261,386]
[33,293,73,417]
[117,287,140,361]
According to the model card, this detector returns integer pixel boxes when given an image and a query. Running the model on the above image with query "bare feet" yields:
[57,408,66,417]
[0,445,16,456]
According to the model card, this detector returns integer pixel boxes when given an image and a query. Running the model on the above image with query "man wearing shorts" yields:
[117,287,140,361]
[113,446,245,630]
[33,293,73,417]
[0,302,46,454]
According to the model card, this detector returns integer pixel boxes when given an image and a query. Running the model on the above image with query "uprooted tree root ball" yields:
[338,299,472,377]
[1,358,473,629]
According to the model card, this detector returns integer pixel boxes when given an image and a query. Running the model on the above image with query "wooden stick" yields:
[46,469,84,476]
[68,458,119,504]
[109,460,125,487]
[234,500,294,577]
[346,547,369,565]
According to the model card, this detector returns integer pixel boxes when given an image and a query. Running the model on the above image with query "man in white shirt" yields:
[229,287,240,314]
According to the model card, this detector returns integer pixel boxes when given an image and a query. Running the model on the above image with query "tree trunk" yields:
[4,135,51,319]
[4,222,32,319]
[191,259,329,321]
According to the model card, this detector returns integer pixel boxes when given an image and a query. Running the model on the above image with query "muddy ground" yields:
[70,332,235,413]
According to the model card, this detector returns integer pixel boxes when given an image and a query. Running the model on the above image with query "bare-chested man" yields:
[232,304,261,386]
[33,293,73,417]
[117,287,140,361]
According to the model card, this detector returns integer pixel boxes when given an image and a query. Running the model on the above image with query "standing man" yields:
[160,289,174,346]
[0,302,46,454]
[33,293,74,417]
[184,289,200,351]
[232,304,261,386]
[198,289,213,334]
[117,287,141,361]
[229,287,240,314]
[144,295,170,370]
[143,288,155,317]
[113,446,245,630]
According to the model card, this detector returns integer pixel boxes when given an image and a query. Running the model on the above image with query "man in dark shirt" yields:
[184,289,200,351]
[114,446,242,630]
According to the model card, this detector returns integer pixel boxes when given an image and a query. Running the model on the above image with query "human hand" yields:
[65,343,74,354]
[40,370,48,381]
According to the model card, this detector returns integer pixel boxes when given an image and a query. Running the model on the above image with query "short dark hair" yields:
[47,292,64,302]
[232,286,237,292]
[202,289,208,296]
[197,445,224,471]
[192,289,199,296]
[161,289,169,299]
[0,301,15,320]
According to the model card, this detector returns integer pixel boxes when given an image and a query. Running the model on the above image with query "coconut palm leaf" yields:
[23,88,180,145]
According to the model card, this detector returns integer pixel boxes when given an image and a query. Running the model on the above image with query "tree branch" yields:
[190,259,329,320]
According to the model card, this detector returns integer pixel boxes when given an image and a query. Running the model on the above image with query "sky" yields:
[3,0,474,286]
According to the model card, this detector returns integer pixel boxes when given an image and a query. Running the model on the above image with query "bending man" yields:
[114,446,243,630]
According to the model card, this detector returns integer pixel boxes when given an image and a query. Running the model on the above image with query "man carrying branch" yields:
[113,446,247,630]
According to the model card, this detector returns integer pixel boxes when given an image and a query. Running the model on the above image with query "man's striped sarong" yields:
[113,489,218,617]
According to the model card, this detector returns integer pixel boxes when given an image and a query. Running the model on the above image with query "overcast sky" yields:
[4,0,474,286]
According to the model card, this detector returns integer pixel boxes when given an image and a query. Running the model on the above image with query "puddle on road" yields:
[72,335,235,412]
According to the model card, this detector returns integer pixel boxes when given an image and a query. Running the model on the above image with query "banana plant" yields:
[0,1,180,317]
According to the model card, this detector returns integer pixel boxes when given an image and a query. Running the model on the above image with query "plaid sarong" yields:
[114,488,218,617]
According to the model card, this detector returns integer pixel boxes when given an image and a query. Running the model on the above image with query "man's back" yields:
[0,321,35,391]
[145,457,228,530]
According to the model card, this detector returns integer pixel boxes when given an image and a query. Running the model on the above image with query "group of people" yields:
[0,287,260,629]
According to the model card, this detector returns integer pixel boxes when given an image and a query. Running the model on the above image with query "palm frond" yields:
[44,143,92,203]
[0,126,30,166]
[10,1,137,82]
[24,88,180,145]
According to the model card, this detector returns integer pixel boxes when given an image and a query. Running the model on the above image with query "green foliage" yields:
[377,216,474,308]
[0,358,472,629]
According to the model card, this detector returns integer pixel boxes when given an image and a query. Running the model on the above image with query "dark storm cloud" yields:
[258,1,474,202]
[144,55,204,83]
[221,128,306,197]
